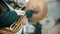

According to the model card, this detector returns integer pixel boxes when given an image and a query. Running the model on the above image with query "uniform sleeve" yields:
[0,11,18,27]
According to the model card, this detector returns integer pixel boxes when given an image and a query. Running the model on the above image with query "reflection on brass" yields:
[0,30,14,34]
[0,15,26,34]
[18,1,26,10]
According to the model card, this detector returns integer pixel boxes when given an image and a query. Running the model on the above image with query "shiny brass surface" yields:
[0,15,26,33]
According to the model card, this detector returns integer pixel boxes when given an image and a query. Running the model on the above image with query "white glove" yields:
[15,10,26,15]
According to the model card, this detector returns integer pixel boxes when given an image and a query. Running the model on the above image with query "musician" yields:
[0,0,48,34]
[26,0,48,23]
[25,0,48,34]
[0,0,33,28]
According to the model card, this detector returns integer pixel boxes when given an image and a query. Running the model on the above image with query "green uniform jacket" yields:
[0,0,18,27]
[0,0,33,27]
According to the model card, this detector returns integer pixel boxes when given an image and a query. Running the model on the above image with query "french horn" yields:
[0,1,26,34]
[0,15,26,34]
[0,0,48,34]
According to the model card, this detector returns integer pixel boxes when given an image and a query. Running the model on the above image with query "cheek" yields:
[26,2,37,10]
[26,3,32,10]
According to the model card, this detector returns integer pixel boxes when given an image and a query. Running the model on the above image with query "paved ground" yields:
[47,1,60,19]
[42,1,60,34]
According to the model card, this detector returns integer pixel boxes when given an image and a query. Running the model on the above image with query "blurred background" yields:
[42,0,60,34]
[13,0,60,34]
[1,0,60,34]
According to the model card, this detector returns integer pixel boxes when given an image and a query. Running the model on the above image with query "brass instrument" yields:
[0,1,26,33]
[0,15,26,34]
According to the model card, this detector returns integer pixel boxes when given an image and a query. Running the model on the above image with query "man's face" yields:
[26,0,48,22]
